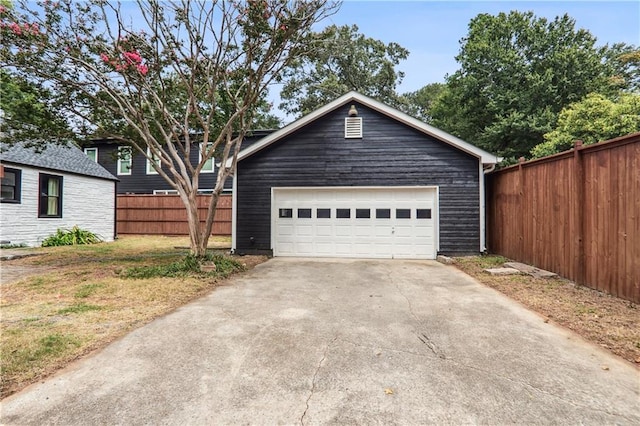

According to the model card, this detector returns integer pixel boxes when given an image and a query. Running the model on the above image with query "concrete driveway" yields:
[2,258,639,425]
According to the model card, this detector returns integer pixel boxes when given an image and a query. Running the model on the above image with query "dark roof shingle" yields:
[0,142,117,181]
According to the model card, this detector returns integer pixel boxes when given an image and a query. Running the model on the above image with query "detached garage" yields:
[231,92,499,259]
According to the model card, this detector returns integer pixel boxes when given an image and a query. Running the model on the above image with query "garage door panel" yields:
[274,187,437,259]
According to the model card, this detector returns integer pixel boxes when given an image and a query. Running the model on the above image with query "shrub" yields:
[41,226,103,247]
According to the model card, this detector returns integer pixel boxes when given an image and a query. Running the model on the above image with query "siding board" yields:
[236,102,481,255]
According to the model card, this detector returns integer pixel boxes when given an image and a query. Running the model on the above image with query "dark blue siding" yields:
[236,103,481,255]
[85,134,270,194]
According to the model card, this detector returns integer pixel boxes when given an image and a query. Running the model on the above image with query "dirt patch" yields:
[454,256,640,366]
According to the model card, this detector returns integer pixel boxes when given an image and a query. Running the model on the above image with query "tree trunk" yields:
[184,193,207,257]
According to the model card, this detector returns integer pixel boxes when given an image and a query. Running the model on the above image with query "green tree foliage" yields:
[396,83,446,123]
[279,24,409,116]
[531,93,640,158]
[1,0,337,256]
[0,70,75,147]
[431,11,630,160]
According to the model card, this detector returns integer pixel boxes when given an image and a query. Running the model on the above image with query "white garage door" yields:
[272,187,437,259]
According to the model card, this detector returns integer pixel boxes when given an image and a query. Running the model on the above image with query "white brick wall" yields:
[0,165,116,247]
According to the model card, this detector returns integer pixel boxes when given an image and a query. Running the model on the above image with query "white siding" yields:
[0,165,115,247]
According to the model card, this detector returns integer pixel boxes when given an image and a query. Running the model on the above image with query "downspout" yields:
[480,162,499,253]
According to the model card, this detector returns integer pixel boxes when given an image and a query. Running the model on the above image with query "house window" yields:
[417,209,432,219]
[317,208,331,218]
[396,209,411,219]
[84,147,98,162]
[200,142,214,173]
[376,208,391,219]
[1,167,21,203]
[117,146,132,175]
[336,208,351,218]
[298,208,312,218]
[356,209,370,218]
[39,174,63,218]
[279,208,293,218]
[146,147,160,175]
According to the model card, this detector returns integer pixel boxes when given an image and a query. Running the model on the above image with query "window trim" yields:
[117,146,132,176]
[38,173,63,218]
[0,167,22,204]
[84,147,98,163]
[199,142,215,173]
[146,147,160,175]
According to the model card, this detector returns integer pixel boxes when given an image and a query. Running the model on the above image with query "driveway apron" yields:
[2,258,638,425]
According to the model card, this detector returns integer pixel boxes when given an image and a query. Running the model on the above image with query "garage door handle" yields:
[392,227,395,234]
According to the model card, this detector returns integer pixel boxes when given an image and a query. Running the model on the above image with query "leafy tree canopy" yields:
[531,92,640,158]
[430,10,634,160]
[0,69,75,148]
[396,83,446,123]
[279,24,409,116]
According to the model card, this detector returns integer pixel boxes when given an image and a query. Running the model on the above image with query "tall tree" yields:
[279,24,409,116]
[1,0,338,256]
[396,83,445,123]
[531,92,640,158]
[431,11,629,160]
[0,69,75,146]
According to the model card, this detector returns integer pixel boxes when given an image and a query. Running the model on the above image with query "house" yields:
[0,142,118,247]
[85,131,274,195]
[229,92,500,259]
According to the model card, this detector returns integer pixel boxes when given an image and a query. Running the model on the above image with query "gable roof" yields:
[0,142,118,181]
[227,91,500,167]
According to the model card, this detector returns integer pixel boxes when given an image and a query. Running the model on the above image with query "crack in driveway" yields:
[300,336,337,425]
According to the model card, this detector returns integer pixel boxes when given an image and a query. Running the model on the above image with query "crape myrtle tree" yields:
[1,0,338,256]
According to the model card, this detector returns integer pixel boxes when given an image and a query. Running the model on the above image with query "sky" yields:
[271,0,640,122]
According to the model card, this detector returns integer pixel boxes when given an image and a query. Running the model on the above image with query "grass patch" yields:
[57,303,103,315]
[122,253,245,279]
[74,283,103,298]
[0,235,266,398]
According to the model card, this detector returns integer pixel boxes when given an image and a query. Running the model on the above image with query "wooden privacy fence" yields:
[117,194,232,236]
[487,132,640,303]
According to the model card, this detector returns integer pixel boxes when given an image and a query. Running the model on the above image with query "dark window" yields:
[376,208,390,219]
[317,208,331,218]
[356,209,370,219]
[1,167,21,203]
[336,208,351,219]
[39,174,63,218]
[298,208,312,218]
[396,209,411,219]
[279,208,293,218]
[417,209,432,219]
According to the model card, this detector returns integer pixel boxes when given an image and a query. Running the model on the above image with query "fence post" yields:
[573,141,585,285]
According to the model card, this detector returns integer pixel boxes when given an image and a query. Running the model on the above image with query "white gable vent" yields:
[345,117,363,139]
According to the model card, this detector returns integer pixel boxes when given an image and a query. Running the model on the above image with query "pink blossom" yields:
[137,64,148,75]
[115,64,124,71]
[0,6,7,14]
[10,22,22,35]
[100,53,110,62]
[123,51,142,64]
